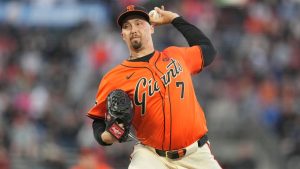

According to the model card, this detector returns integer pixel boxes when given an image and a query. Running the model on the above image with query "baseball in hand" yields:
[149,10,160,20]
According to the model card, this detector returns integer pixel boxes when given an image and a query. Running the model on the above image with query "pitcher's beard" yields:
[131,40,142,50]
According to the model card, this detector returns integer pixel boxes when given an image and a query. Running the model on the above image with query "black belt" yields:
[155,134,208,159]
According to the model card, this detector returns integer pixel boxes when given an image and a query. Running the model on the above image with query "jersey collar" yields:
[121,51,160,67]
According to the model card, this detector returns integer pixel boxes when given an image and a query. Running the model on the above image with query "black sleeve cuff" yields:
[92,119,112,146]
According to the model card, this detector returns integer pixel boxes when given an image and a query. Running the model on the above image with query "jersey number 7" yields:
[176,81,185,99]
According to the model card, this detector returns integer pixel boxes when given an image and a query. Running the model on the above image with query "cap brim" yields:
[117,10,150,27]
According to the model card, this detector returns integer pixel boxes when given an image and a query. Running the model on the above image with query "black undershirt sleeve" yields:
[171,17,216,67]
[92,119,112,146]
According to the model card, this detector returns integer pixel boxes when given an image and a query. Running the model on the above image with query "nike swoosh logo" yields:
[126,72,135,79]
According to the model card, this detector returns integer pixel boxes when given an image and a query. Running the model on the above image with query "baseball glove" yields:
[105,89,134,142]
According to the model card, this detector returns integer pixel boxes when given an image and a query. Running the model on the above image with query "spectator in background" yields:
[10,112,39,158]
[0,146,10,169]
[70,147,112,169]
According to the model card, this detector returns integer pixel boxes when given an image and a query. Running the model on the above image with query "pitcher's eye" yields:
[122,24,129,29]
[136,21,143,26]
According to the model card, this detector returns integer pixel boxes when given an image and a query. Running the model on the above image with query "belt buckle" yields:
[166,149,186,159]
[166,150,175,159]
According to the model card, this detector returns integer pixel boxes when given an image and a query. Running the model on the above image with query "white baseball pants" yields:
[128,141,222,169]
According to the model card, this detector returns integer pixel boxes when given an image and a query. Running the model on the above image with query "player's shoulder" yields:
[102,64,126,80]
[162,46,185,57]
[163,46,181,52]
[163,46,188,53]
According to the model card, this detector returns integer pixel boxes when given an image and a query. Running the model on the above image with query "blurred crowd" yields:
[0,0,299,169]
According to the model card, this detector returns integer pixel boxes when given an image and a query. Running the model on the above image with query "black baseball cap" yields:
[117,5,150,28]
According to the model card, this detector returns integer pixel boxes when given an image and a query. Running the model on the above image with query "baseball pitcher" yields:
[87,5,222,169]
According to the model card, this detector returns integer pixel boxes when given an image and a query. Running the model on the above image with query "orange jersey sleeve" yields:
[87,67,129,119]
[163,45,204,74]
[87,65,140,119]
[86,74,114,119]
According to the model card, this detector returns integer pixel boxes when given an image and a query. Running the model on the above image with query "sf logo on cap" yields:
[127,5,135,11]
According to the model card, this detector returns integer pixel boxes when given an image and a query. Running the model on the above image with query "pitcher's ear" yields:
[151,25,154,34]
[121,32,125,40]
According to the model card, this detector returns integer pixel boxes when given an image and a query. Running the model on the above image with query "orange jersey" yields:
[87,46,208,150]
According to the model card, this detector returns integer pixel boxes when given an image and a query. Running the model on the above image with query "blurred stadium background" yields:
[0,0,299,169]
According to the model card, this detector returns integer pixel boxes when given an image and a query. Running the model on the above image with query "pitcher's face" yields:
[121,16,154,51]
